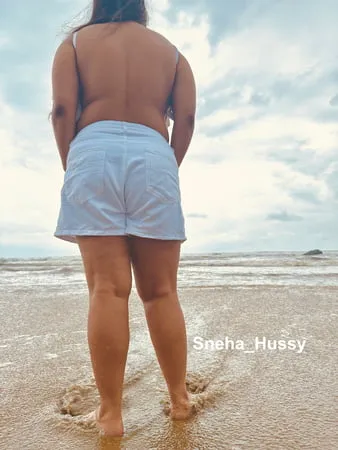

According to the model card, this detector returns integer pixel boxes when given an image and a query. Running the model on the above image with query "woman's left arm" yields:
[51,37,78,172]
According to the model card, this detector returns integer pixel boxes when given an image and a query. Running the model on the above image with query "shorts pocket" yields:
[63,150,106,204]
[145,150,180,204]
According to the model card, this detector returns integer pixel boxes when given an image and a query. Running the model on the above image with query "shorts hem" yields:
[126,229,187,242]
[54,230,127,244]
[54,229,187,243]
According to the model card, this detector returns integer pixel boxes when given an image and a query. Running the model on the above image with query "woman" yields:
[51,0,196,437]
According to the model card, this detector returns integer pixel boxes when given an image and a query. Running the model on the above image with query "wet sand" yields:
[1,286,337,449]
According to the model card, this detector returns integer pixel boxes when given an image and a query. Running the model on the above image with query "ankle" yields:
[169,388,189,405]
[98,403,122,420]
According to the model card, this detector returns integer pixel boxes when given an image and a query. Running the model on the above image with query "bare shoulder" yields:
[147,28,193,69]
[55,34,74,52]
[52,35,74,65]
[147,27,176,49]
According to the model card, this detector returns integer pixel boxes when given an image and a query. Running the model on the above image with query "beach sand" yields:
[1,286,337,449]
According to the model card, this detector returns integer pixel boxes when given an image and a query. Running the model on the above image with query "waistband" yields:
[74,120,168,143]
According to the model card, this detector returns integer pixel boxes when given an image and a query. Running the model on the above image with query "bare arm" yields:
[51,37,79,171]
[170,53,196,167]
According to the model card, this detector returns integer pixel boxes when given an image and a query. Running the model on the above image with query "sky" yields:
[1,0,338,257]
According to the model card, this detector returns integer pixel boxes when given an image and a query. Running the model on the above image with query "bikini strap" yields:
[175,47,179,64]
[72,32,78,49]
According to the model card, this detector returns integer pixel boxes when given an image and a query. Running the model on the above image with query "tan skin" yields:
[51,21,196,437]
[76,23,174,138]
[52,21,195,170]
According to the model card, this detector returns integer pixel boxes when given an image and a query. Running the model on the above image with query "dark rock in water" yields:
[303,249,323,256]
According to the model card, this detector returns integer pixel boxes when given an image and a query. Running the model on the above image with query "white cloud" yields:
[1,0,338,256]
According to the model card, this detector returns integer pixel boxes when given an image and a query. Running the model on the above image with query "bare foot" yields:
[169,394,195,420]
[89,406,124,437]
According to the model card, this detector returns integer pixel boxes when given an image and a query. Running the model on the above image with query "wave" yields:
[0,265,81,274]
[180,259,338,268]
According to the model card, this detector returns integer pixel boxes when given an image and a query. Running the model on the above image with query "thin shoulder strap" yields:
[72,32,78,49]
[71,31,83,114]
[175,47,179,64]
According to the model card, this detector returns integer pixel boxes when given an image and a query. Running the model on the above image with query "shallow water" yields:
[1,251,338,291]
[1,282,337,449]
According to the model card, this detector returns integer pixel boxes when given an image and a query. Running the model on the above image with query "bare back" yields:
[74,22,178,141]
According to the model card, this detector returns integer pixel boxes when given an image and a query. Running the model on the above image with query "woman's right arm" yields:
[170,53,196,167]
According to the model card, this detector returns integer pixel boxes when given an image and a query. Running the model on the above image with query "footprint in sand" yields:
[56,367,217,433]
[57,380,97,417]
[161,372,215,417]
[55,362,155,431]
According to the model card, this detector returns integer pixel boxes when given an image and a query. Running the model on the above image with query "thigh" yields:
[76,236,132,298]
[128,236,181,302]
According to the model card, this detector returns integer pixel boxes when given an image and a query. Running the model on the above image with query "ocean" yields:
[1,250,338,292]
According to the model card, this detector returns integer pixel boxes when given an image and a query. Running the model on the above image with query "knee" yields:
[138,283,176,303]
[92,279,131,300]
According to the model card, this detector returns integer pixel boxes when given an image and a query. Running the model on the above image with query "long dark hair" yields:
[72,0,149,33]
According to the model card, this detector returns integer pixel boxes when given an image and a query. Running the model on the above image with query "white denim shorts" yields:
[54,120,186,244]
